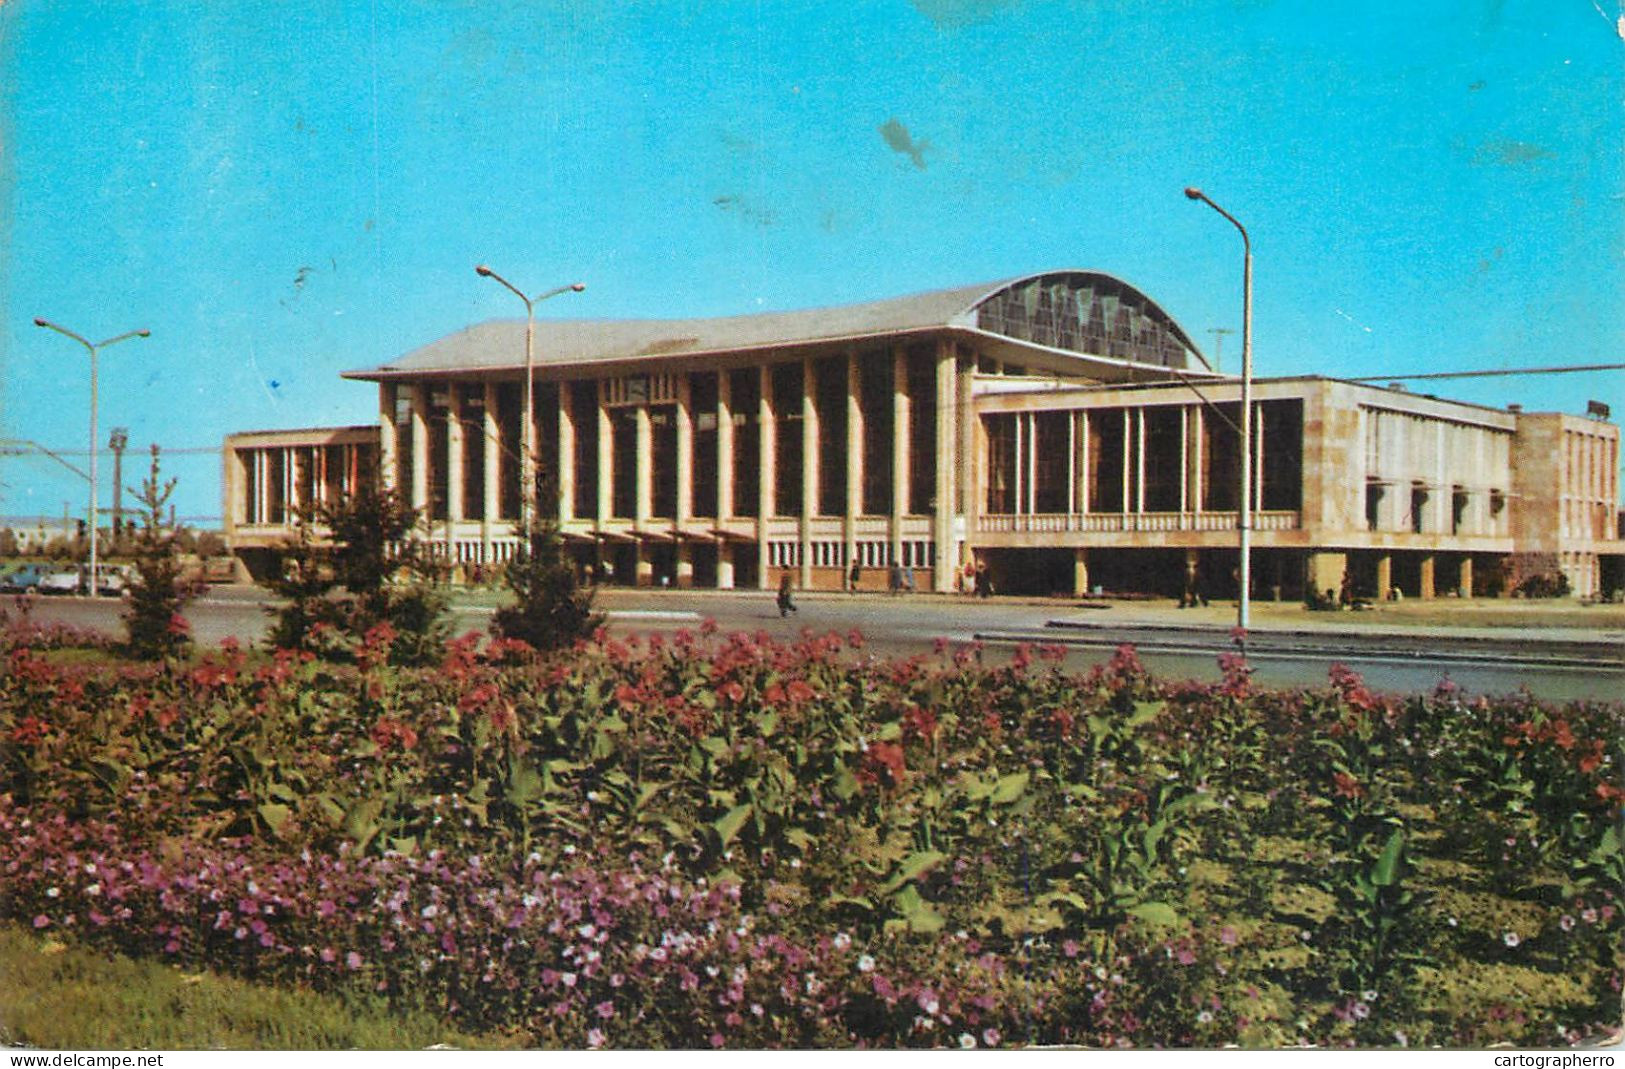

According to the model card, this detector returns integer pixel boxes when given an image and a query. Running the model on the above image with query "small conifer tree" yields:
[123,446,193,660]
[491,474,601,651]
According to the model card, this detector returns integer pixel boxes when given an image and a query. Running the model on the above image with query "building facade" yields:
[222,271,1624,598]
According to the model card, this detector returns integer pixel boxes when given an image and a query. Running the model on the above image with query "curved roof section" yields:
[347,271,1209,380]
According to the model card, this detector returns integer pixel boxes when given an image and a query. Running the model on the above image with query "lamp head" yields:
[570,283,586,292]
[32,317,47,327]
[1184,187,1204,201]
[475,264,493,277]
[136,329,151,338]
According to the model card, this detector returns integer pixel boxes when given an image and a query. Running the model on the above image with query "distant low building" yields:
[222,271,1624,598]
[0,515,78,554]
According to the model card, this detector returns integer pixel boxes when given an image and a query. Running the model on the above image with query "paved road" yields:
[12,585,1624,701]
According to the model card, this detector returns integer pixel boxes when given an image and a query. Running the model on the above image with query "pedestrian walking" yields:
[903,564,916,593]
[888,560,903,595]
[776,572,798,617]
[849,560,862,592]
[974,558,991,598]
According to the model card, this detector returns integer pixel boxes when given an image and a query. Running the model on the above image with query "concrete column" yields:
[481,383,499,561]
[717,545,736,590]
[1135,407,1146,514]
[1078,410,1091,513]
[378,383,399,492]
[801,357,818,588]
[446,387,465,522]
[845,350,863,583]
[409,383,430,514]
[1375,553,1392,600]
[676,544,694,588]
[717,370,734,520]
[1191,405,1204,513]
[1067,411,1077,515]
[1306,551,1347,603]
[892,346,910,551]
[596,380,612,527]
[635,404,653,524]
[1073,548,1090,597]
[556,384,574,523]
[282,447,295,523]
[1179,406,1189,515]
[1120,409,1131,515]
[959,361,976,539]
[1459,554,1474,597]
[1254,402,1267,513]
[757,364,775,590]
[1013,414,1025,516]
[675,375,693,524]
[932,340,957,592]
[1419,553,1436,599]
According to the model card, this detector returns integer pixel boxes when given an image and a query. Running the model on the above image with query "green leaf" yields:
[757,712,779,737]
[257,802,292,838]
[1591,825,1621,863]
[832,763,858,801]
[992,771,1030,805]
[1038,891,1093,915]
[342,798,383,852]
[879,850,947,895]
[1370,828,1405,887]
[505,763,545,808]
[893,886,946,933]
[1128,701,1164,728]
[1126,901,1182,929]
[713,803,753,849]
[959,773,993,802]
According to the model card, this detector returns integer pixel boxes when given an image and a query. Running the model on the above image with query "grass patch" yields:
[0,925,514,1050]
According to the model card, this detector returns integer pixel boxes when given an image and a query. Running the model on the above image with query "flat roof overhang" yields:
[342,325,1219,388]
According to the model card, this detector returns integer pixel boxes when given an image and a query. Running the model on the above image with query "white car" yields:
[97,566,131,596]
[36,569,84,595]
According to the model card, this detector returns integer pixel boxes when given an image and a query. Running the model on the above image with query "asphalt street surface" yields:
[12,584,1624,701]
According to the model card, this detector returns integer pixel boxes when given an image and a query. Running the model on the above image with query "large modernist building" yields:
[224,270,1623,599]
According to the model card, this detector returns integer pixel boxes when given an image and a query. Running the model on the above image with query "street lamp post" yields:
[33,319,151,597]
[473,266,585,542]
[1183,187,1253,630]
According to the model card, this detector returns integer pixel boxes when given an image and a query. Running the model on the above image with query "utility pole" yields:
[1206,327,1235,374]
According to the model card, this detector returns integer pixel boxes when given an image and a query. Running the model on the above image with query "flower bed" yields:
[2,628,1620,1048]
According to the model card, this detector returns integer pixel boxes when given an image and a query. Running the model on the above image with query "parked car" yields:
[96,565,131,597]
[36,568,85,595]
[0,563,54,594]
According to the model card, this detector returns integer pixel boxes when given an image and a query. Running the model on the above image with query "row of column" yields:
[238,443,367,526]
[376,340,964,591]
[997,403,1269,516]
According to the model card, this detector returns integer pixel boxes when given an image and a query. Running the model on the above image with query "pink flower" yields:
[587,1029,606,1049]
[346,950,363,970]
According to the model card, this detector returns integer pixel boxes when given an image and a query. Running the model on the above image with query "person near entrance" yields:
[776,572,798,617]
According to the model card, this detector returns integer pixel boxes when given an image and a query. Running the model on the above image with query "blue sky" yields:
[3,0,1622,522]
